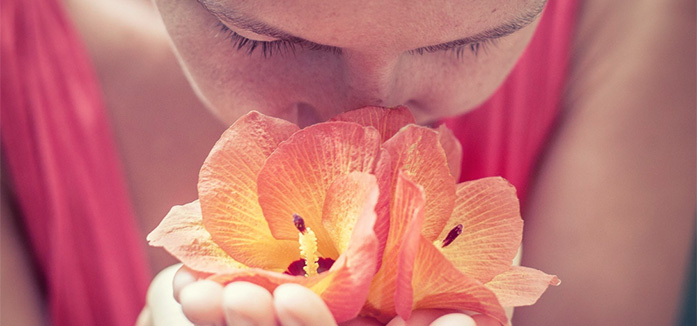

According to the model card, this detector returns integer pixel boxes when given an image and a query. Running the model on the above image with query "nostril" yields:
[294,102,323,128]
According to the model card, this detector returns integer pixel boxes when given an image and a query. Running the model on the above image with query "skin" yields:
[154,0,544,126]
[144,0,540,324]
[2,0,694,325]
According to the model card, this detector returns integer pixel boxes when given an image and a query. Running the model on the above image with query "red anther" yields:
[441,224,463,248]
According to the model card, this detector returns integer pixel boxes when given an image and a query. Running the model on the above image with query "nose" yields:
[338,50,409,110]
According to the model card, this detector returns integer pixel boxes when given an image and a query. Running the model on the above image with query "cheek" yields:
[406,23,539,122]
[156,0,345,125]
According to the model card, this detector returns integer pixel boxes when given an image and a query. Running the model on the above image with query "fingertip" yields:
[339,316,383,326]
[274,283,337,326]
[398,309,456,326]
[135,306,152,326]
[180,280,225,325]
[148,264,181,305]
[430,313,476,326]
[385,316,406,326]
[173,265,197,303]
[471,314,504,326]
[222,282,275,326]
[273,283,319,308]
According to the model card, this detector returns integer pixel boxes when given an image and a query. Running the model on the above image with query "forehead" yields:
[208,0,542,50]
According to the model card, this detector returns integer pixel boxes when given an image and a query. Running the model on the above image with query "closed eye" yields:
[217,22,341,57]
[408,38,499,58]
[218,22,498,59]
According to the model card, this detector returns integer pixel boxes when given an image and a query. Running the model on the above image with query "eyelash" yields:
[407,39,497,59]
[217,23,339,57]
[217,22,496,59]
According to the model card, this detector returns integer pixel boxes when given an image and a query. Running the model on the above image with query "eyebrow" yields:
[197,0,548,53]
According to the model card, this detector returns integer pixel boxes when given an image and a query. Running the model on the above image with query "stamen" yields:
[299,228,319,276]
[293,214,318,276]
[293,213,306,233]
[441,224,463,248]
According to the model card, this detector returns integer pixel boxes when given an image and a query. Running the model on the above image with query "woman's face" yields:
[155,0,545,126]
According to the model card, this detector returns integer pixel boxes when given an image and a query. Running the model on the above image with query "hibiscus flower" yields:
[148,106,559,325]
[148,111,386,322]
[338,108,560,325]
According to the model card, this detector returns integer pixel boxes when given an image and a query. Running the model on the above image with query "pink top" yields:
[0,0,576,324]
[443,0,579,206]
[1,0,150,325]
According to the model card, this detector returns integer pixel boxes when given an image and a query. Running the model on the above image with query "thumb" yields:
[145,264,194,326]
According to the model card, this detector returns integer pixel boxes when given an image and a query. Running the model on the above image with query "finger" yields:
[222,282,276,326]
[471,314,503,326]
[173,265,197,303]
[135,306,152,326]
[338,316,383,326]
[274,283,337,326]
[386,309,459,326]
[147,265,194,325]
[174,265,213,303]
[430,313,476,326]
[180,280,225,325]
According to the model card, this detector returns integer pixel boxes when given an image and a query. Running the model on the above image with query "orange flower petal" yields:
[313,177,380,322]
[382,125,456,241]
[198,111,300,270]
[322,172,378,253]
[437,124,463,181]
[330,106,415,142]
[211,179,381,323]
[147,200,247,274]
[211,263,378,323]
[365,172,426,322]
[258,122,381,259]
[436,177,523,283]
[397,237,508,325]
[485,266,561,307]
[372,149,393,267]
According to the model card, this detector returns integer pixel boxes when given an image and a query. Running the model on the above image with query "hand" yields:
[139,264,504,326]
[385,310,502,326]
[137,264,193,326]
[169,265,343,326]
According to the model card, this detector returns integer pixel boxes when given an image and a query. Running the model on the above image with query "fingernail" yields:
[275,310,302,326]
[224,309,255,326]
[281,318,302,326]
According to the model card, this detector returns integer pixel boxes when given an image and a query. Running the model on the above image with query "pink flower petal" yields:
[372,149,393,269]
[485,266,561,307]
[398,237,508,325]
[315,175,380,322]
[211,178,381,323]
[382,125,456,241]
[364,172,426,322]
[437,177,523,283]
[437,124,463,181]
[258,122,381,259]
[331,106,415,142]
[322,172,378,253]
[147,200,247,274]
[198,111,300,270]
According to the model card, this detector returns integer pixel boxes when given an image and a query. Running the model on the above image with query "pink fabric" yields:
[1,0,151,325]
[443,0,579,207]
